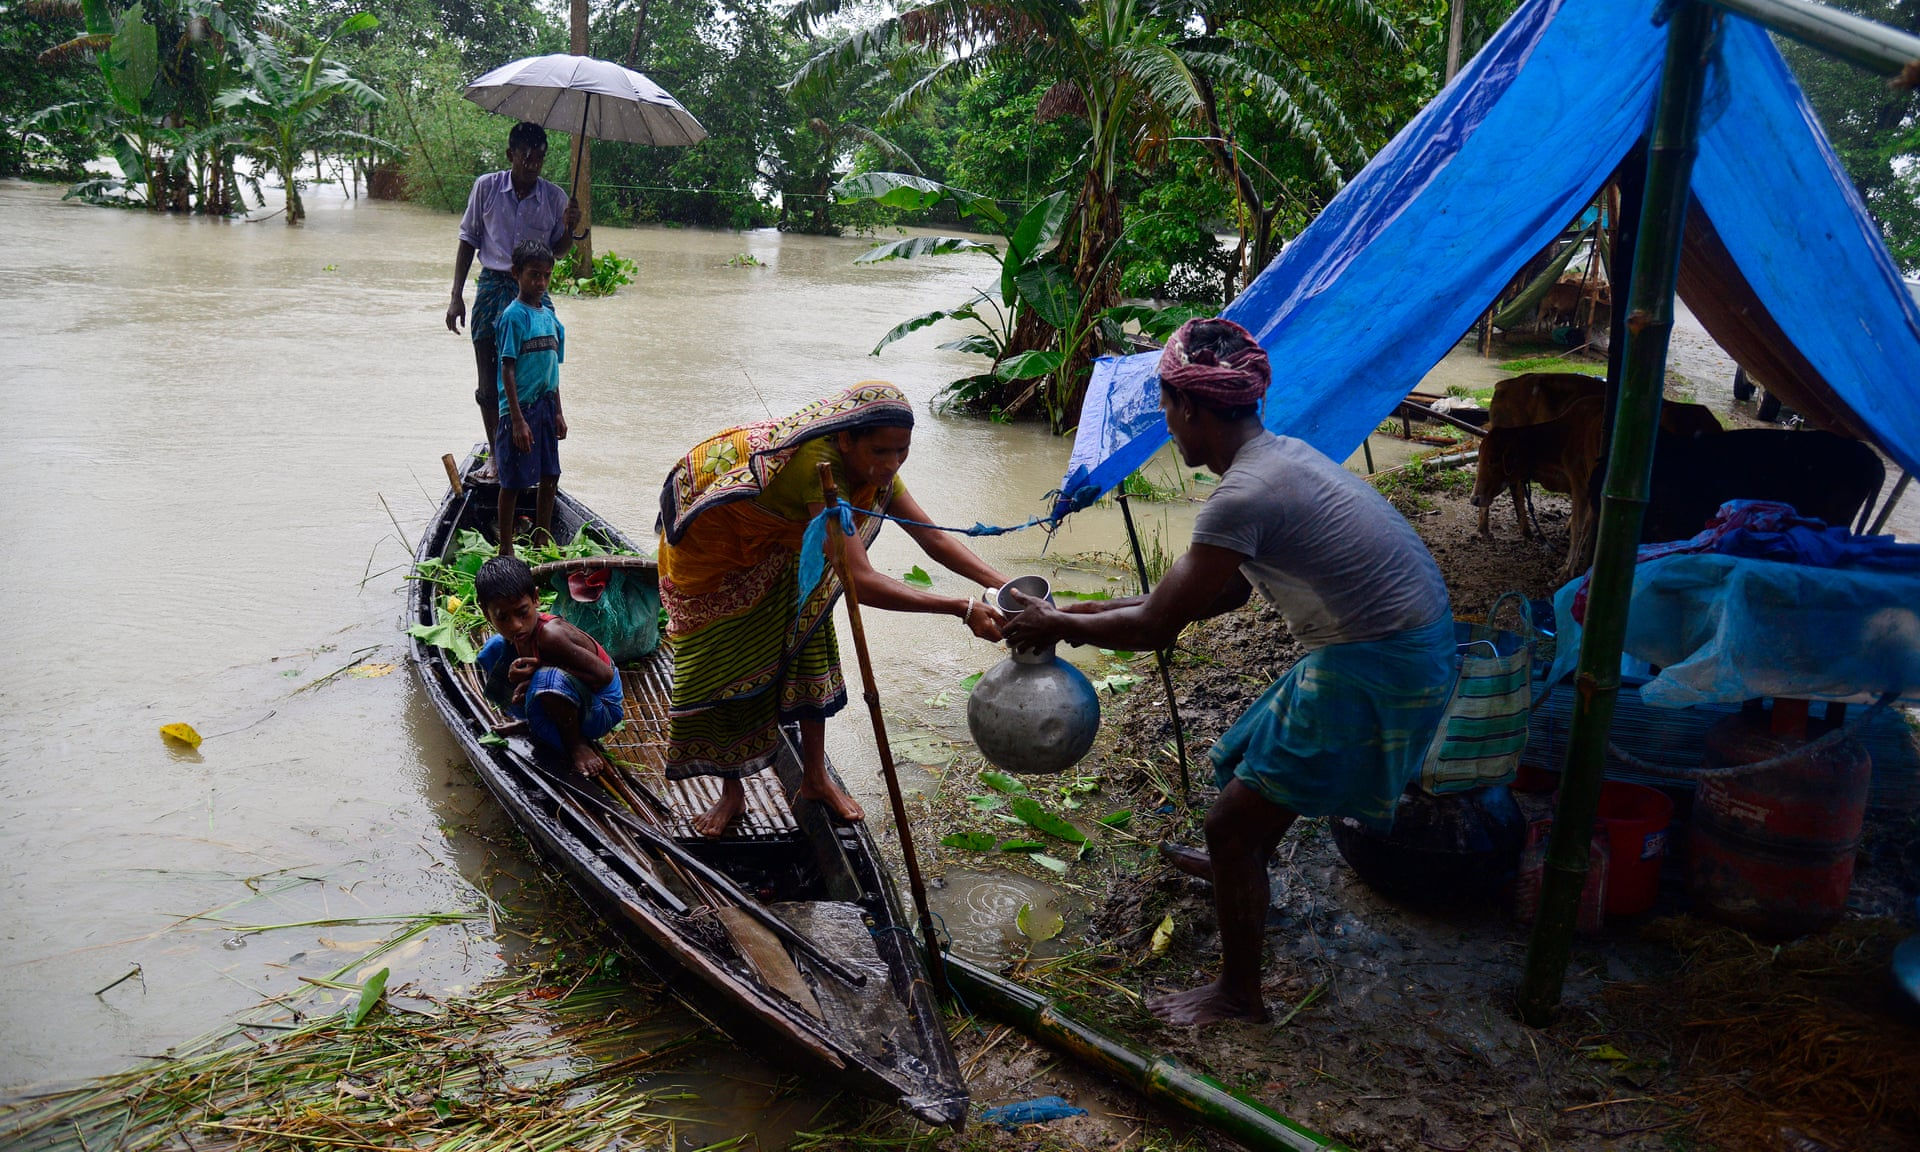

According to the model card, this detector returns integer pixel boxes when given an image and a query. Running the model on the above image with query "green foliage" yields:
[408,526,637,663]
[1781,0,1920,272]
[551,249,637,297]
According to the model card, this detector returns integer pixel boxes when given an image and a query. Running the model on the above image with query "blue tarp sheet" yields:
[1056,0,1920,516]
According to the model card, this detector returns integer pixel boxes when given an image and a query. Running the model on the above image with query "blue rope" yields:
[796,497,1061,607]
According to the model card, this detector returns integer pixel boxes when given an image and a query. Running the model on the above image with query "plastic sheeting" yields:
[1547,555,1920,706]
[1056,0,1920,516]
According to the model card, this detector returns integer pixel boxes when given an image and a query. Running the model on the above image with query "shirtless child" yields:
[473,556,622,778]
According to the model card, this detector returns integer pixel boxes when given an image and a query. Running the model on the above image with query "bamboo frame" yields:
[1516,0,1716,1025]
[1707,0,1920,80]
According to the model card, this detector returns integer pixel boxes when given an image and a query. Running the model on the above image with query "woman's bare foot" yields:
[691,778,746,837]
[1148,979,1267,1026]
[1159,841,1214,882]
[797,774,864,824]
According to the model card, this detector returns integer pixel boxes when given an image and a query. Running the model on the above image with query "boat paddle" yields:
[816,463,947,991]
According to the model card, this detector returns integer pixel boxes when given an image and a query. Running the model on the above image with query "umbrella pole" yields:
[816,462,947,992]
[569,94,593,270]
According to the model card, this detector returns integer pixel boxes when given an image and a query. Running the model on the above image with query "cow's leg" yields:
[1511,481,1532,538]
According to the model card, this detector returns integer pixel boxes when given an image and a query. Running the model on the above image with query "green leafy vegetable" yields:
[1010,797,1087,844]
[979,770,1029,795]
[996,838,1045,853]
[941,831,997,852]
[901,565,933,588]
[1097,810,1133,828]
[961,671,984,692]
[407,620,477,664]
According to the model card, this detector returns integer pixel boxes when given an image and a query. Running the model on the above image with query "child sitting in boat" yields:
[473,555,622,779]
[493,238,566,556]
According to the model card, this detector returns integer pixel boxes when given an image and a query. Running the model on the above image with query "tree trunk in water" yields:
[569,0,594,273]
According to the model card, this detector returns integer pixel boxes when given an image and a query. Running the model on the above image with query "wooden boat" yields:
[405,451,968,1127]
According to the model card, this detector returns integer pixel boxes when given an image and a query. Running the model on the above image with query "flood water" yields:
[0,176,1177,1117]
[2,175,1908,1129]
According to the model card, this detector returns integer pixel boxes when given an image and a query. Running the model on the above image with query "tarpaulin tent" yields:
[1054,0,1920,517]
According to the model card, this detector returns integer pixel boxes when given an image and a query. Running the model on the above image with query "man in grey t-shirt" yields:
[1004,319,1454,1026]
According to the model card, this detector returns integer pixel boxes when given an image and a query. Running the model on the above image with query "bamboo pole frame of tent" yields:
[1517,0,1716,1025]
[1708,0,1920,81]
[1518,0,1920,1024]
[1117,492,1189,803]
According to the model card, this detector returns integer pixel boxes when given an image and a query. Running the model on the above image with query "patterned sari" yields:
[656,384,909,779]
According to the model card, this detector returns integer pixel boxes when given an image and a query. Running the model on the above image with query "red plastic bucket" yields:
[1597,781,1673,917]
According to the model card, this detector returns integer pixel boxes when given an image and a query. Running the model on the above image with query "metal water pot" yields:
[966,576,1101,775]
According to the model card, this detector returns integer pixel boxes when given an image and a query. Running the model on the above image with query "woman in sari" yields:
[658,383,1010,836]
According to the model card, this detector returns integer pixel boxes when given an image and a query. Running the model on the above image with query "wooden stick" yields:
[441,453,463,496]
[816,463,947,991]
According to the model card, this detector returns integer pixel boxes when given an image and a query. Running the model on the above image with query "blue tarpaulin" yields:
[1055,0,1920,517]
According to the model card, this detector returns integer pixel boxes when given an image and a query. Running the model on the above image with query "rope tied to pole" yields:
[796,496,1060,608]
[1601,693,1897,780]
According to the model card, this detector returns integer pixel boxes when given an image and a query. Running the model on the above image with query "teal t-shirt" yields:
[495,298,564,415]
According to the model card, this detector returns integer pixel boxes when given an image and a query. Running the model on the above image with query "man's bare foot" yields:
[691,778,746,838]
[569,742,605,779]
[797,775,864,824]
[1148,980,1267,1026]
[1159,841,1213,882]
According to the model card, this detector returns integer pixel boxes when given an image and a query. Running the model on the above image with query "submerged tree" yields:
[217,12,383,223]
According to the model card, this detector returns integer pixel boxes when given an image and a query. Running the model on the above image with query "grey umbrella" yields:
[464,54,707,200]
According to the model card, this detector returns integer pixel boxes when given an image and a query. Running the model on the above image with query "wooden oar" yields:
[816,463,947,991]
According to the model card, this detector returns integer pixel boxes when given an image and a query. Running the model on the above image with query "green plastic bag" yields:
[547,569,662,664]
[1420,592,1537,795]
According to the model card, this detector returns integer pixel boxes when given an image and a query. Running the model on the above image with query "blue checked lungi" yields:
[1210,612,1455,830]
[477,634,623,751]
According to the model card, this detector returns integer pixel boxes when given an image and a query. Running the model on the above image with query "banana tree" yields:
[31,0,165,207]
[836,171,1078,417]
[216,12,382,224]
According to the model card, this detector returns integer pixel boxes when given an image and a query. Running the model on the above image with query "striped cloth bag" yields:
[1420,592,1538,795]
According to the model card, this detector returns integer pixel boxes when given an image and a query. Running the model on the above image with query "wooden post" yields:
[568,0,595,274]
[441,453,464,495]
[1446,0,1467,81]
[817,463,946,990]
[1517,0,1717,1026]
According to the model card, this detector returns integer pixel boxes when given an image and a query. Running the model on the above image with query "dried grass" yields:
[1609,915,1920,1151]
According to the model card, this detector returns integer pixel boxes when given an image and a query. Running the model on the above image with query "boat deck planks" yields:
[600,656,800,840]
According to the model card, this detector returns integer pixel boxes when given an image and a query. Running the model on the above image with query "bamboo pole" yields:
[1517,0,1717,1025]
[816,463,946,990]
[1706,0,1920,80]
[944,955,1349,1152]
[1117,492,1188,803]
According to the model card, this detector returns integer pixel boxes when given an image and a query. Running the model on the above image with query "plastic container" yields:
[1596,781,1674,917]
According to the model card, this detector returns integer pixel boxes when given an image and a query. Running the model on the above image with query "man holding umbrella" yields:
[446,121,582,472]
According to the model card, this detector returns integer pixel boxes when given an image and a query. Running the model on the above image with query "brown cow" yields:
[1476,374,1722,537]
[1473,395,1607,580]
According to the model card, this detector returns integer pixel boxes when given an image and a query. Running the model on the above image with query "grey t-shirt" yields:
[1191,432,1450,648]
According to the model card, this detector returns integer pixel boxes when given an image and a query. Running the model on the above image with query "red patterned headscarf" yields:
[1157,318,1270,407]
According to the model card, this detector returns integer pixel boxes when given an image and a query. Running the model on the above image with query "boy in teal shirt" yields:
[495,238,566,556]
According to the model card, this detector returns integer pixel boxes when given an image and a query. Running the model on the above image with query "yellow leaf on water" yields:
[1150,913,1175,957]
[348,663,396,679]
[317,937,381,953]
[160,723,202,748]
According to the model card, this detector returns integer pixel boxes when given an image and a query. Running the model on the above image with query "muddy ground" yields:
[912,457,1920,1152]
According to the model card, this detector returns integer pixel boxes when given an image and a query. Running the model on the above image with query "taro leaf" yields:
[967,794,1006,813]
[1097,810,1134,829]
[1150,913,1175,956]
[1030,853,1069,874]
[347,967,389,1028]
[979,769,1028,795]
[160,722,203,748]
[994,349,1065,382]
[941,831,997,852]
[996,838,1045,853]
[407,620,478,664]
[1010,797,1087,844]
[855,235,998,264]
[1015,902,1063,942]
[902,565,933,588]
[961,671,984,692]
